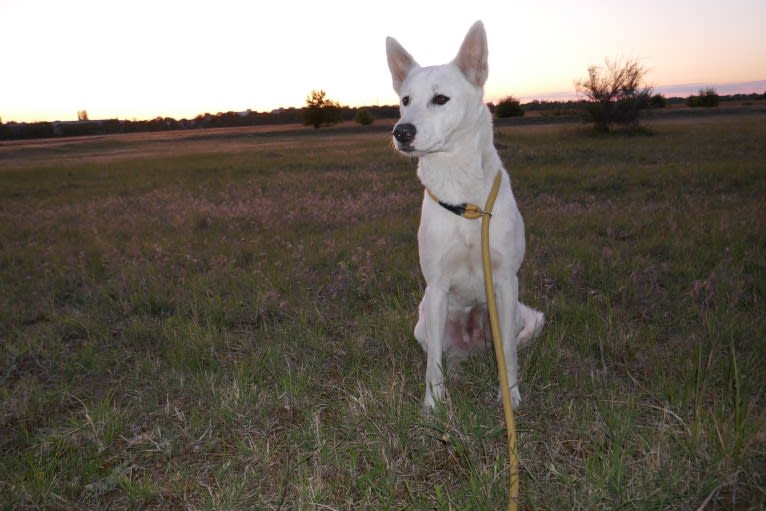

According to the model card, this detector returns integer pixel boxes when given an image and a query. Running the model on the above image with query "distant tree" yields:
[303,90,341,129]
[650,93,667,108]
[575,58,652,131]
[494,96,524,118]
[687,88,720,107]
[77,110,89,121]
[353,108,375,126]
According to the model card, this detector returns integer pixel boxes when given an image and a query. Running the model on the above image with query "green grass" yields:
[1,116,764,510]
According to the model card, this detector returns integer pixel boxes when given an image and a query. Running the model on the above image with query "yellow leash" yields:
[480,171,519,511]
[427,171,519,510]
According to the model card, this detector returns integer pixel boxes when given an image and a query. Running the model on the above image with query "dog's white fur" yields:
[386,21,544,412]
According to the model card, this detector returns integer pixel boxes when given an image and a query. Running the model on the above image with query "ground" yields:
[1,113,764,509]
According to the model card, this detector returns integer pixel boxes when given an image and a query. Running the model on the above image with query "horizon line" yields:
[3,79,765,125]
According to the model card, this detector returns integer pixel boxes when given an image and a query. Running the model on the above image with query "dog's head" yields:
[386,21,489,156]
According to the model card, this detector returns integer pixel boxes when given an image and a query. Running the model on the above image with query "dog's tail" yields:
[517,303,544,347]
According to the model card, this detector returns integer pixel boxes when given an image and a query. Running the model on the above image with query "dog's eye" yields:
[402,96,410,106]
[432,94,450,105]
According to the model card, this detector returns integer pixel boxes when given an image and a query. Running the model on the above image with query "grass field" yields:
[1,115,764,510]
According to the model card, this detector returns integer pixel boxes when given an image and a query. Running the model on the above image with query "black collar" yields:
[426,188,490,220]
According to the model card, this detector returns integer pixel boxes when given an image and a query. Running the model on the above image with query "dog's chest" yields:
[419,216,488,304]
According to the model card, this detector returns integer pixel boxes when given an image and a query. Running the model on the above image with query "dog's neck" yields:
[416,107,501,206]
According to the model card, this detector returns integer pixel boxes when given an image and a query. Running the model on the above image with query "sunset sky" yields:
[2,0,765,123]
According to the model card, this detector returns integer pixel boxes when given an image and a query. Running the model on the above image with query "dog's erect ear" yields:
[386,36,418,94]
[454,20,488,87]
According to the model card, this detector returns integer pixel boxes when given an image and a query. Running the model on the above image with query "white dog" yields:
[386,21,544,412]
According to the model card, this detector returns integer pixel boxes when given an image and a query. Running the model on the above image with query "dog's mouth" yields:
[395,144,441,157]
[393,139,437,156]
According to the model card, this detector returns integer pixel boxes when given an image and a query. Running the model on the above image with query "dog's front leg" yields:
[422,285,448,412]
[497,276,522,407]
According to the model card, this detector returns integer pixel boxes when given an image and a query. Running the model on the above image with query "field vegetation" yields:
[1,114,764,509]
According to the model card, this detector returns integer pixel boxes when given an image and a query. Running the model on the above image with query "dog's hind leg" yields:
[517,302,545,347]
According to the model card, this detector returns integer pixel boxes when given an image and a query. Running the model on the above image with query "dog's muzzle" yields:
[392,123,416,150]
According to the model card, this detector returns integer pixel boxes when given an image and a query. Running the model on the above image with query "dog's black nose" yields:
[393,123,416,145]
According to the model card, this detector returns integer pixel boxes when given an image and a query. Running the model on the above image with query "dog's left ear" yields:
[454,20,488,87]
[386,36,419,95]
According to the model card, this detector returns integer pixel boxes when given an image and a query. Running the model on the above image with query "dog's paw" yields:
[423,395,437,415]
[511,387,522,408]
[423,386,445,415]
[423,382,452,415]
[498,386,522,408]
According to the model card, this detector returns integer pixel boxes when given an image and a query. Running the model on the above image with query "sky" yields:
[1,0,765,123]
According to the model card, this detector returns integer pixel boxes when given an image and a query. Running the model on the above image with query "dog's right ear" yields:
[386,37,418,94]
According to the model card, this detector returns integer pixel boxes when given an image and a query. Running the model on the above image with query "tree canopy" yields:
[303,90,342,129]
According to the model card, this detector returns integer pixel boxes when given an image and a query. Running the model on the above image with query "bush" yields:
[494,96,524,118]
[575,58,652,131]
[353,108,375,126]
[687,88,720,107]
